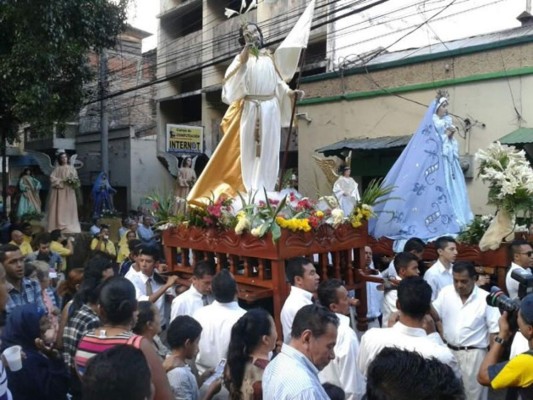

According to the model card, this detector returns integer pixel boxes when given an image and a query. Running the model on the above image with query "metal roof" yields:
[499,127,533,145]
[362,24,533,67]
[316,135,412,156]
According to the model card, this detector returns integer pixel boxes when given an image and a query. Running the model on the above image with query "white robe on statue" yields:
[333,176,360,216]
[222,51,293,193]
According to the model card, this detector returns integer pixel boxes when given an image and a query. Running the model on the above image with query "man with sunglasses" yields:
[506,240,533,300]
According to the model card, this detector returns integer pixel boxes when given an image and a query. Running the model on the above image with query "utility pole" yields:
[99,49,109,176]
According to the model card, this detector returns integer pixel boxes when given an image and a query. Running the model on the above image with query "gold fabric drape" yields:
[187,101,246,206]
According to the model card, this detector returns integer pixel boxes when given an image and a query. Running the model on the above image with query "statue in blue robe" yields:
[369,93,473,242]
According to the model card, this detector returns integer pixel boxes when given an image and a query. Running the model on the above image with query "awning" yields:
[316,135,412,157]
[499,128,533,145]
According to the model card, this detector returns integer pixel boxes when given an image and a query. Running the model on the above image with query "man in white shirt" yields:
[170,260,215,322]
[423,236,457,301]
[126,244,177,328]
[357,277,460,378]
[357,246,382,335]
[381,252,420,327]
[264,304,338,400]
[193,269,246,373]
[318,279,365,400]
[506,239,533,300]
[433,261,500,400]
[383,237,425,279]
[280,257,319,343]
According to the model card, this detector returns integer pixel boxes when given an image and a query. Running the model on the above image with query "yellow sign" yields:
[166,124,204,154]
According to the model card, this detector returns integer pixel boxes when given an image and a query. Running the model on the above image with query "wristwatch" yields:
[494,336,507,345]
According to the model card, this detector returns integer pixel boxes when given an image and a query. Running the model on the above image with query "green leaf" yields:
[271,221,281,242]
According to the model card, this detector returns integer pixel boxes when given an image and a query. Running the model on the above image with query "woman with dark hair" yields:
[165,315,221,400]
[82,345,152,400]
[17,167,42,218]
[46,152,81,233]
[2,304,69,400]
[225,308,277,400]
[75,276,173,400]
[57,267,84,308]
[132,300,169,359]
[60,256,113,399]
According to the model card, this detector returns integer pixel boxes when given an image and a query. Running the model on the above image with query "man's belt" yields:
[447,344,487,351]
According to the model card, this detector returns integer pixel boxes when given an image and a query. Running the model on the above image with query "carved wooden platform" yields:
[368,236,511,290]
[163,223,369,334]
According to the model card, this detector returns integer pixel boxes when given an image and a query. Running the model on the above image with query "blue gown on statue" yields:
[369,99,473,242]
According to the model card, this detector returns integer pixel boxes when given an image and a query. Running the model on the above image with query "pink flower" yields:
[207,204,222,218]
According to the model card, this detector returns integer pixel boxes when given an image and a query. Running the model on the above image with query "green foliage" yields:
[146,191,182,227]
[457,215,493,245]
[360,178,398,207]
[0,0,130,141]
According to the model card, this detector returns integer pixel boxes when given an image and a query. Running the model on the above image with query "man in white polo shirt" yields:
[318,279,365,400]
[423,236,457,301]
[506,239,533,300]
[357,277,459,379]
[433,261,500,400]
[381,252,420,327]
[280,257,319,344]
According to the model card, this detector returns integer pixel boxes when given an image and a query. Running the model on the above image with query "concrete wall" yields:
[298,48,533,215]
[130,135,175,209]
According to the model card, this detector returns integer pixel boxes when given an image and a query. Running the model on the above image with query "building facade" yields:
[298,17,533,216]
[156,0,328,180]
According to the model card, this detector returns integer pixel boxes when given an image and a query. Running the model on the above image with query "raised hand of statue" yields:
[289,89,305,100]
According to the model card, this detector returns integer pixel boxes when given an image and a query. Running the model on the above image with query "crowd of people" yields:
[0,213,531,400]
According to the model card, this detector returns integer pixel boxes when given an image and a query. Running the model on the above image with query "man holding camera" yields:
[478,294,533,399]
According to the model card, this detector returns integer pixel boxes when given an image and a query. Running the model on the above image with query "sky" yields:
[127,0,528,54]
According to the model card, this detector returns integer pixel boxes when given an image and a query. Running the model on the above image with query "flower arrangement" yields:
[201,195,235,229]
[64,176,80,189]
[233,191,287,240]
[145,191,186,228]
[350,204,374,229]
[475,142,533,216]
[100,209,121,218]
[156,179,395,241]
[475,142,533,250]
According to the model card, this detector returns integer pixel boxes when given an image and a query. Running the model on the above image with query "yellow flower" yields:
[276,217,311,232]
[234,216,251,235]
[315,210,324,218]
[351,219,362,228]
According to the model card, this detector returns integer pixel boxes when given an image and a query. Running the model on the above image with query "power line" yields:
[90,0,506,109]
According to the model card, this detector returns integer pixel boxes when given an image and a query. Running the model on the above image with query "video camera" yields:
[486,268,533,330]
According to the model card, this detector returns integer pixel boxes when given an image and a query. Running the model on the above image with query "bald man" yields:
[9,230,32,256]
